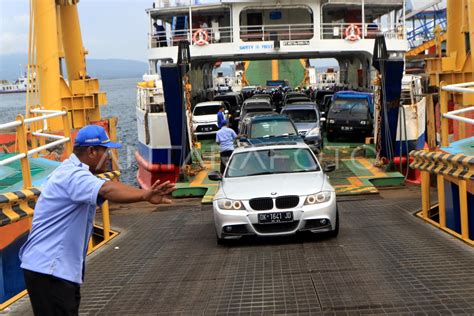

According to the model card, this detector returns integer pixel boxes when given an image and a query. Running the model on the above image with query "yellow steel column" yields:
[88,237,94,253]
[16,115,32,189]
[421,171,431,218]
[439,83,449,147]
[34,0,63,130]
[437,175,446,228]
[108,117,119,172]
[459,179,469,241]
[58,4,86,81]
[101,201,111,241]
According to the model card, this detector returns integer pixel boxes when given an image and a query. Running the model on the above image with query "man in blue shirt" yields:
[217,105,226,129]
[216,120,239,173]
[19,125,175,316]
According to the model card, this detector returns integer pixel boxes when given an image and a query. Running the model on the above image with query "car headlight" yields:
[360,120,367,125]
[306,127,321,137]
[328,119,335,124]
[304,191,332,205]
[217,199,246,210]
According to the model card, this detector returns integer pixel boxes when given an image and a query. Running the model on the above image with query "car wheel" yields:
[327,208,339,238]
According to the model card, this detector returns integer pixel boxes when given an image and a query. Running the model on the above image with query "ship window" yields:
[240,6,313,42]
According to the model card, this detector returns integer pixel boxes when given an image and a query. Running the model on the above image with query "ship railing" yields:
[0,109,72,185]
[411,82,474,246]
[239,24,314,42]
[149,22,404,48]
[150,26,233,48]
[320,22,405,40]
[0,109,119,246]
[153,0,221,8]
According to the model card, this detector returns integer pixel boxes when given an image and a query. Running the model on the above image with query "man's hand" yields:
[142,180,176,204]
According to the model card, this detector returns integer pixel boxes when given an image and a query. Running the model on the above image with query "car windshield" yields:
[193,105,220,116]
[284,109,317,122]
[226,148,320,177]
[287,98,310,104]
[215,96,238,108]
[250,120,297,138]
[331,99,369,113]
[244,101,269,108]
[245,107,272,114]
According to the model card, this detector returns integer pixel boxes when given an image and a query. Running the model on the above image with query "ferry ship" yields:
[0,77,28,94]
[136,0,409,188]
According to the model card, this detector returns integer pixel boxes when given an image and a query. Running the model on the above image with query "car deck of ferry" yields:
[7,185,474,315]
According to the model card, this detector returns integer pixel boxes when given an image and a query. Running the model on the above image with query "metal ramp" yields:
[172,140,405,204]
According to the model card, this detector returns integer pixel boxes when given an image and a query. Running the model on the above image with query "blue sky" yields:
[0,0,151,61]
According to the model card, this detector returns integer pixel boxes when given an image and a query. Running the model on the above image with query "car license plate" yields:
[258,212,293,224]
[341,126,353,131]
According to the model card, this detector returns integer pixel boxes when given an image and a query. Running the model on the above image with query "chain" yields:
[183,74,205,177]
[373,73,386,167]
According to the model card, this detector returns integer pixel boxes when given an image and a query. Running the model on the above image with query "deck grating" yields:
[8,187,474,315]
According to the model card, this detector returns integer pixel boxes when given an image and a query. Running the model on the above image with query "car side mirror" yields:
[323,162,336,173]
[208,171,222,181]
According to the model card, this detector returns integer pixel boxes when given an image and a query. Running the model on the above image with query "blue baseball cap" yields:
[74,125,122,148]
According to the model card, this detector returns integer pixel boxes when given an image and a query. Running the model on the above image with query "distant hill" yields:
[0,54,148,80]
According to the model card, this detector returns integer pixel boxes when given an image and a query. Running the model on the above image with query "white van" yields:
[192,101,227,135]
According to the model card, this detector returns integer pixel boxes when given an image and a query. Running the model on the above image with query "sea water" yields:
[0,77,139,185]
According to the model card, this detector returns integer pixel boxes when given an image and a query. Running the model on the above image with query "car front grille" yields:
[253,222,299,234]
[249,198,273,211]
[275,196,300,209]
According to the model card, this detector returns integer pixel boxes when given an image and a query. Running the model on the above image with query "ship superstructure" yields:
[146,0,407,92]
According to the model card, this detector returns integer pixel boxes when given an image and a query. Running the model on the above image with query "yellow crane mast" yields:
[29,0,106,130]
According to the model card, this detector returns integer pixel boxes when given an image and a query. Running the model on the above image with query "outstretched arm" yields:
[99,180,176,205]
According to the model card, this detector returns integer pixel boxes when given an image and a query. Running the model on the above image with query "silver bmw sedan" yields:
[209,142,338,244]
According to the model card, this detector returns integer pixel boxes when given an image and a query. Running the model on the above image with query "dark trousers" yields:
[220,150,233,174]
[23,269,81,316]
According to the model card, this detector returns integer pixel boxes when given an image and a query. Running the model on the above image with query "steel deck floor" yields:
[7,187,474,315]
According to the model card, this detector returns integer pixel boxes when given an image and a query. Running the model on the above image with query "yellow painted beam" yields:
[437,175,446,228]
[439,83,449,147]
[421,171,431,219]
[459,179,469,241]
[101,201,111,241]
[16,115,32,189]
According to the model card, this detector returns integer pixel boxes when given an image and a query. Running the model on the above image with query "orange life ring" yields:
[345,24,361,41]
[192,29,209,46]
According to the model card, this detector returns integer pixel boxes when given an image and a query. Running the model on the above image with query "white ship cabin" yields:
[147,0,408,65]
